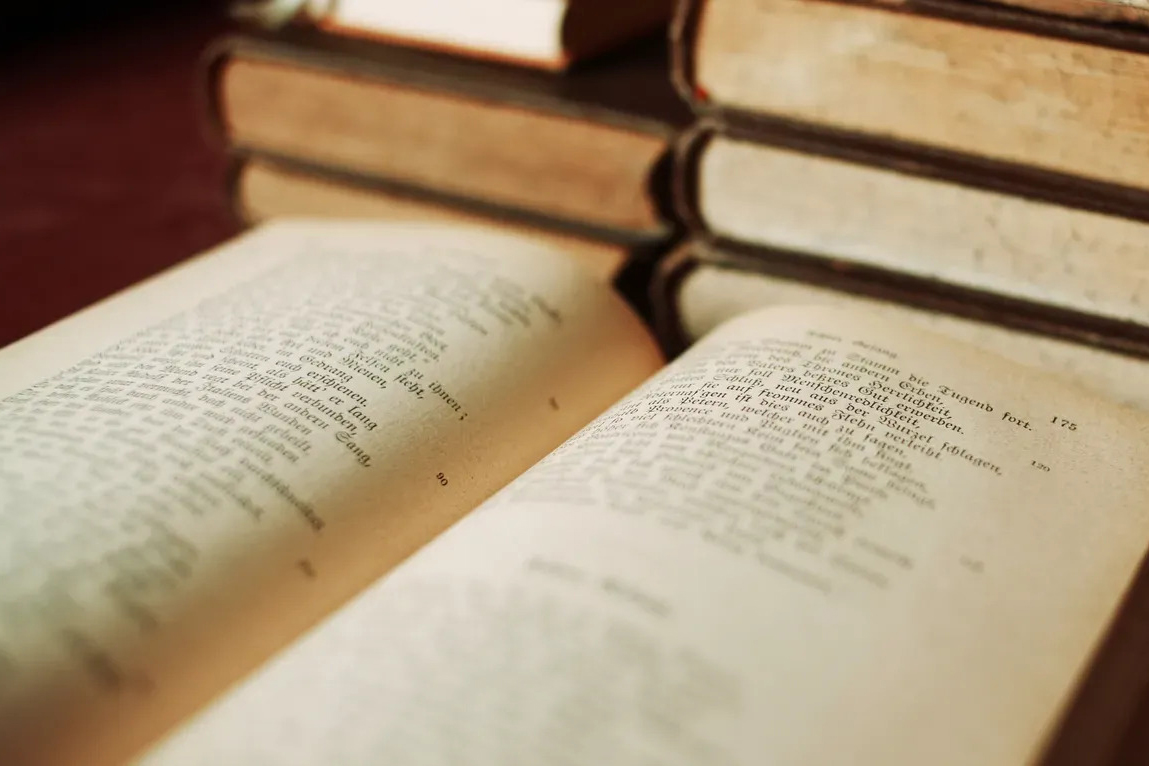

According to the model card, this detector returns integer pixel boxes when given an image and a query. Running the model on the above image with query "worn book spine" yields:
[645,243,699,357]
[670,0,1149,216]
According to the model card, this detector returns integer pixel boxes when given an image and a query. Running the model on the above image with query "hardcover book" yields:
[206,30,691,245]
[673,123,1149,329]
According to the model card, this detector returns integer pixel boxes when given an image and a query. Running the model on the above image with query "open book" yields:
[5,221,1149,766]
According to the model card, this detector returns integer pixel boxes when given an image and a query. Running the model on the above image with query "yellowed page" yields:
[699,137,1149,325]
[679,264,1149,412]
[0,220,662,766]
[236,158,631,282]
[140,306,1149,766]
[694,0,1149,190]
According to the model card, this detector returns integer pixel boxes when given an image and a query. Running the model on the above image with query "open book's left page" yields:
[0,220,662,766]
[138,305,1149,766]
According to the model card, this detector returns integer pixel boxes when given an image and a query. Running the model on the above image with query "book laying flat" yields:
[675,126,1149,328]
[673,0,1149,200]
[229,154,633,282]
[8,220,1149,766]
[656,241,1149,412]
[235,0,675,70]
[206,30,691,244]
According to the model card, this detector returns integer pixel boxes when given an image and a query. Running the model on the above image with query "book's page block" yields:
[699,137,1149,325]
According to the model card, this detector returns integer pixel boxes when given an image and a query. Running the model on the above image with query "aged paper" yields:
[0,220,661,766]
[141,306,1149,766]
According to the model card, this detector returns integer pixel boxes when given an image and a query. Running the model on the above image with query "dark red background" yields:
[0,2,239,347]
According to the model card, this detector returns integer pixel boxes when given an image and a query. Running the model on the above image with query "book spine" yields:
[197,35,242,152]
[645,242,699,357]
[644,146,685,241]
[668,0,706,108]
[669,121,713,236]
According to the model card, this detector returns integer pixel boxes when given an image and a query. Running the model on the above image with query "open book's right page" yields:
[677,264,1149,412]
[141,307,1149,766]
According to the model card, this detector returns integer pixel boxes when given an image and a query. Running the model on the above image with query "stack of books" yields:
[664,0,1149,411]
[207,0,690,282]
